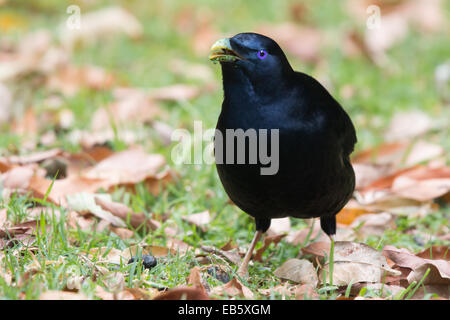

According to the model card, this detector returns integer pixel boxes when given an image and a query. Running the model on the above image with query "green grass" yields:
[0,0,449,300]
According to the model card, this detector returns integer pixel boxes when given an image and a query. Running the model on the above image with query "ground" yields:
[0,0,449,300]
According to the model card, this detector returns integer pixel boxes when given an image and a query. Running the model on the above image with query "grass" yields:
[0,0,449,300]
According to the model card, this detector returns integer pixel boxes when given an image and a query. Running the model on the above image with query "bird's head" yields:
[209,33,293,90]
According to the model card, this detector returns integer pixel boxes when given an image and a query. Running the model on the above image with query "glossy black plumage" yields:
[212,32,357,238]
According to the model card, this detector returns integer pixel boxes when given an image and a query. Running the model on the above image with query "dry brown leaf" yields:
[295,284,320,300]
[0,82,12,123]
[266,217,290,236]
[128,244,177,258]
[320,242,401,286]
[148,84,200,101]
[67,211,95,231]
[384,111,433,141]
[286,220,328,245]
[210,277,254,299]
[353,163,394,190]
[0,208,6,226]
[408,284,449,300]
[7,148,63,165]
[200,245,242,266]
[350,212,395,237]
[254,234,286,262]
[167,238,194,255]
[47,65,114,97]
[274,259,318,286]
[67,193,126,228]
[1,166,35,189]
[257,23,322,63]
[220,239,238,251]
[182,210,211,231]
[95,197,159,231]
[346,282,404,299]
[40,290,88,300]
[111,227,134,239]
[383,245,450,285]
[357,165,450,204]
[258,282,296,299]
[0,220,37,238]
[169,59,213,82]
[301,241,330,259]
[390,166,450,201]
[416,246,449,261]
[352,141,409,165]
[336,207,373,225]
[82,148,166,189]
[59,6,143,50]
[153,286,209,300]
[29,174,107,205]
[187,266,207,295]
[404,141,444,167]
[92,89,161,131]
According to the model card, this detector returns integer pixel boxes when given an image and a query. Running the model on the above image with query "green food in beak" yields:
[209,38,242,63]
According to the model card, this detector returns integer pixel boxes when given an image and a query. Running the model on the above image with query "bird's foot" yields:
[237,265,249,278]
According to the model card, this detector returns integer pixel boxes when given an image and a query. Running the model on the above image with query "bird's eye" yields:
[257,50,267,60]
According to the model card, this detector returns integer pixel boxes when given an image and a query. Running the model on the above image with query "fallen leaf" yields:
[67,193,126,228]
[352,141,409,165]
[0,82,12,123]
[59,6,143,50]
[258,282,296,299]
[210,277,254,299]
[353,163,393,190]
[95,197,159,231]
[257,23,322,63]
[320,242,401,286]
[111,227,134,239]
[200,245,242,267]
[416,246,449,261]
[82,148,166,189]
[390,167,450,201]
[153,286,209,300]
[266,217,290,236]
[350,212,395,237]
[167,238,194,255]
[169,59,213,82]
[383,245,450,285]
[345,282,404,299]
[384,110,433,141]
[29,174,107,205]
[254,234,286,262]
[182,210,211,231]
[148,84,200,101]
[336,207,373,225]
[295,284,320,300]
[301,241,330,259]
[92,89,161,131]
[128,244,176,258]
[40,290,88,300]
[47,65,114,97]
[220,239,238,251]
[187,266,207,295]
[274,259,318,287]
[1,166,35,189]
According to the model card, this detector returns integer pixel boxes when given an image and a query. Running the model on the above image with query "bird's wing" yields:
[294,72,357,157]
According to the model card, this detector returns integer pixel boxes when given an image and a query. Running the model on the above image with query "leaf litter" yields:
[0,1,448,301]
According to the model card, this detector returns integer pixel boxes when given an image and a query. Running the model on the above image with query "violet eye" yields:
[257,50,267,60]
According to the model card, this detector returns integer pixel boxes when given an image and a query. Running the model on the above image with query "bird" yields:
[209,33,357,277]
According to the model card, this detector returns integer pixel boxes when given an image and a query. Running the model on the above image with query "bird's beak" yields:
[209,38,243,63]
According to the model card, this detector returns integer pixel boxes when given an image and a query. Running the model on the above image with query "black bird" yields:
[209,33,357,276]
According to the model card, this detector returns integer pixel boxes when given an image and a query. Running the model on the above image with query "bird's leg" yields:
[237,230,262,278]
[328,234,335,286]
